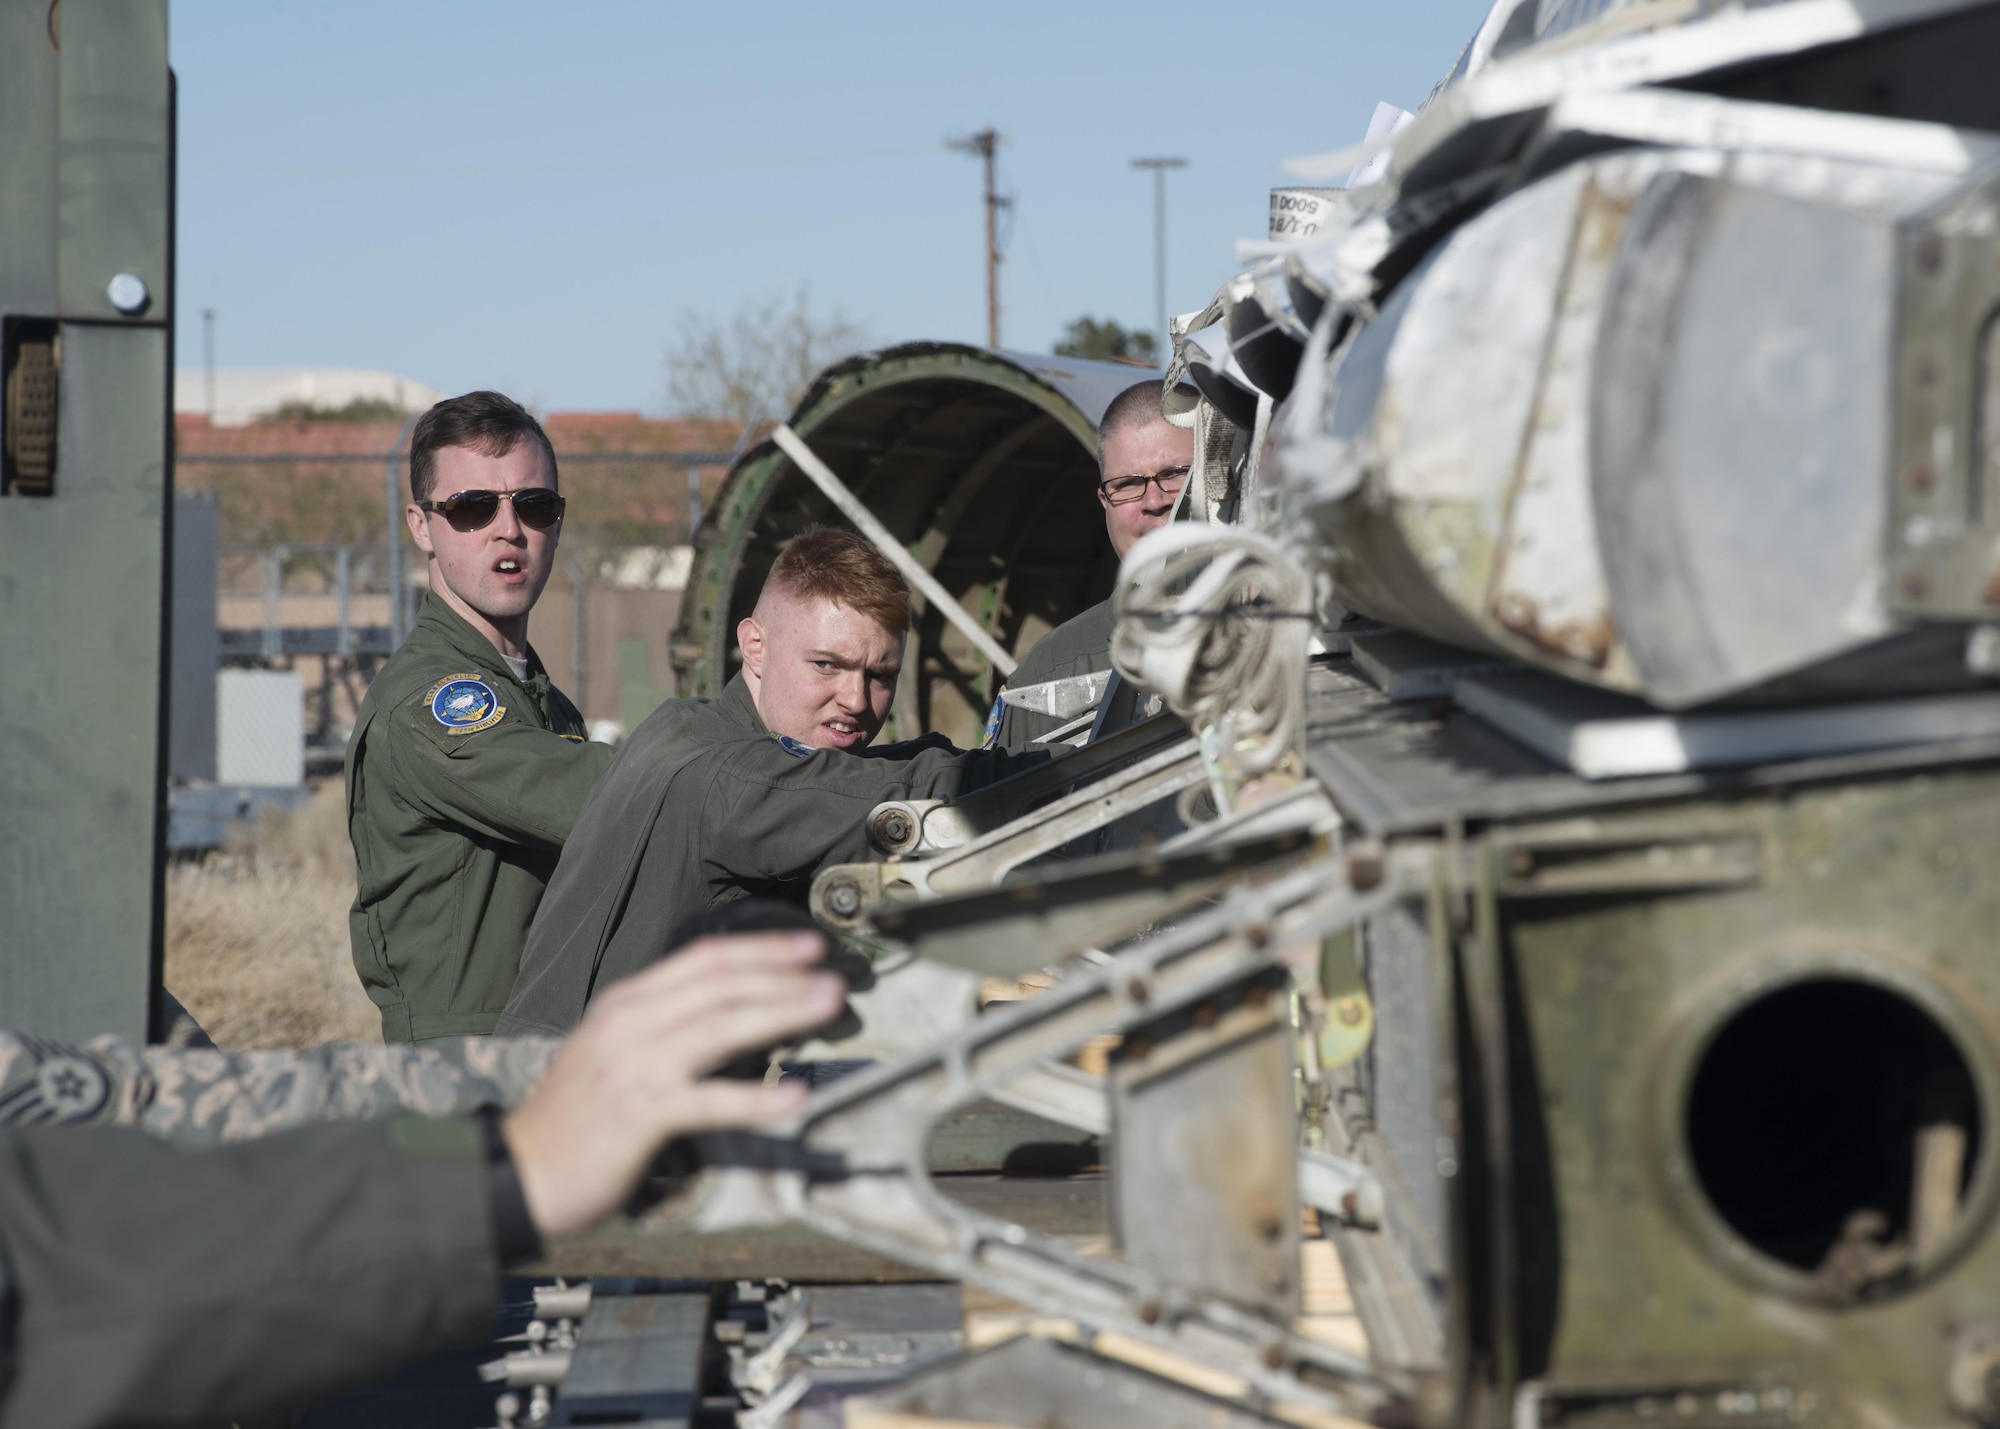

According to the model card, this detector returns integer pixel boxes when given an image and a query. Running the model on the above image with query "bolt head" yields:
[105,272,149,315]
[826,882,861,917]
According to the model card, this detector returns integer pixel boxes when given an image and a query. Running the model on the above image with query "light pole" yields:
[1131,157,1187,364]
[202,308,216,423]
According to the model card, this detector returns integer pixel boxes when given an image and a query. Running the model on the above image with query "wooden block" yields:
[1298,1238,1354,1317]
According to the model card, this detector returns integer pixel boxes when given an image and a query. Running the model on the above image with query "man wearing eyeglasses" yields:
[345,391,615,1044]
[986,379,1198,753]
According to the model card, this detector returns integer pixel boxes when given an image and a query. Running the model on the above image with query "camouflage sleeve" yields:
[0,1031,561,1149]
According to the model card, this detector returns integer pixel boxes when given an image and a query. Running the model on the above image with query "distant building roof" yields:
[173,367,443,427]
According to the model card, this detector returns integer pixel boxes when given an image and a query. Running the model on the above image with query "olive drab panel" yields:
[0,0,173,1040]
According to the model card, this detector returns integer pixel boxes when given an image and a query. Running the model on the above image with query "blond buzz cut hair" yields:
[762,526,911,635]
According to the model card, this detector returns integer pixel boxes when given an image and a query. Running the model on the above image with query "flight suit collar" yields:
[719,672,768,735]
[413,593,553,701]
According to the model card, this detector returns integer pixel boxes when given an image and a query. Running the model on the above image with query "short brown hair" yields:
[763,526,910,634]
[1096,379,1199,471]
[409,390,558,502]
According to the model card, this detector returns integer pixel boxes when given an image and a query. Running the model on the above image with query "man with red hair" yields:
[497,527,1034,1033]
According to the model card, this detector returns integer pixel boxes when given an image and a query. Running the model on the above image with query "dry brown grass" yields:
[164,780,381,1049]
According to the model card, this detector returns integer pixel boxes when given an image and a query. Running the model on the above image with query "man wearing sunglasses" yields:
[985,379,1198,753]
[345,391,615,1044]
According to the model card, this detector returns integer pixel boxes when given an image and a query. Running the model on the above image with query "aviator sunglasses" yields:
[418,488,567,532]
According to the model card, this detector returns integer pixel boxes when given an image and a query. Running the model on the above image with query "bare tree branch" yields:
[663,289,872,429]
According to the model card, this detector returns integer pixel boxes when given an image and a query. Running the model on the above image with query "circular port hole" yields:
[1686,978,1981,1287]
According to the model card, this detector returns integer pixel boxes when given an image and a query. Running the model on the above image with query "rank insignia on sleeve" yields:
[425,675,506,735]
[775,734,817,758]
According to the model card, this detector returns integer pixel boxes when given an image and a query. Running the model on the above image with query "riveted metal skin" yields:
[0,0,173,1040]
[672,344,1153,747]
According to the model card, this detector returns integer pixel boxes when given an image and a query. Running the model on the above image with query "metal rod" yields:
[985,134,1000,348]
[335,546,351,658]
[386,416,418,649]
[261,547,283,660]
[1131,157,1187,361]
[571,565,587,716]
[772,424,1016,676]
[949,127,1003,347]
[201,308,216,423]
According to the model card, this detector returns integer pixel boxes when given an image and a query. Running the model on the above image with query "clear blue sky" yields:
[170,2,1493,414]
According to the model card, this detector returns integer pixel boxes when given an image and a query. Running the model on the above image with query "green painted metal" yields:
[0,0,173,1040]
[672,343,1143,746]
[1442,768,2000,1426]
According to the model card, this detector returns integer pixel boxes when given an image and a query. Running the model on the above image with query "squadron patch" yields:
[979,690,1006,750]
[775,734,818,758]
[425,675,506,735]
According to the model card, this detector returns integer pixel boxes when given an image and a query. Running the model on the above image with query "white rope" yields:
[1109,524,1312,778]
[773,424,1017,676]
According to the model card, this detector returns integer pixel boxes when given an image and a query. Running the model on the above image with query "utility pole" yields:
[202,307,217,423]
[1131,157,1187,363]
[948,127,1006,347]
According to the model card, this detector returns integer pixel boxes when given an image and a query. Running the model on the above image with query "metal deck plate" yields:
[1304,657,2000,833]
[550,1293,709,1429]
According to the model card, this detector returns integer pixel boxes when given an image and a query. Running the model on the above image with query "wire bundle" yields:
[1109,524,1313,778]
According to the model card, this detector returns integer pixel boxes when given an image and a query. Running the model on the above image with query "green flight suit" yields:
[347,594,614,1042]
[0,1117,499,1429]
[496,674,1041,1035]
[989,597,1117,752]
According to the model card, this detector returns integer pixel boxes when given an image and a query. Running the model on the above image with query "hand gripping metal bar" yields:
[815,734,1211,925]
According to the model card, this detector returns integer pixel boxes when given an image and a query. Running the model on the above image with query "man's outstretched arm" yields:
[0,933,840,1429]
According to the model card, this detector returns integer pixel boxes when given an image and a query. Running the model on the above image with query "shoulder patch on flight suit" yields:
[775,734,817,758]
[0,1043,112,1124]
[979,690,1006,750]
[424,674,506,735]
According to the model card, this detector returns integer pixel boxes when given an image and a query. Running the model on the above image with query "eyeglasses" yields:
[417,488,566,532]
[1098,465,1191,506]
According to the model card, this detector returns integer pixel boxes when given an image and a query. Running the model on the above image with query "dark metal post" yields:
[335,544,351,658]
[385,415,418,648]
[201,307,215,423]
[261,546,283,660]
[571,561,588,716]
[949,127,1005,347]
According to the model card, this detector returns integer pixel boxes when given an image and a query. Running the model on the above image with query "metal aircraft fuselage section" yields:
[0,0,173,1041]
[674,343,1154,747]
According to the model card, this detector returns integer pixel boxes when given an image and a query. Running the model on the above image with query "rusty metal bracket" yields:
[651,844,1437,1425]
